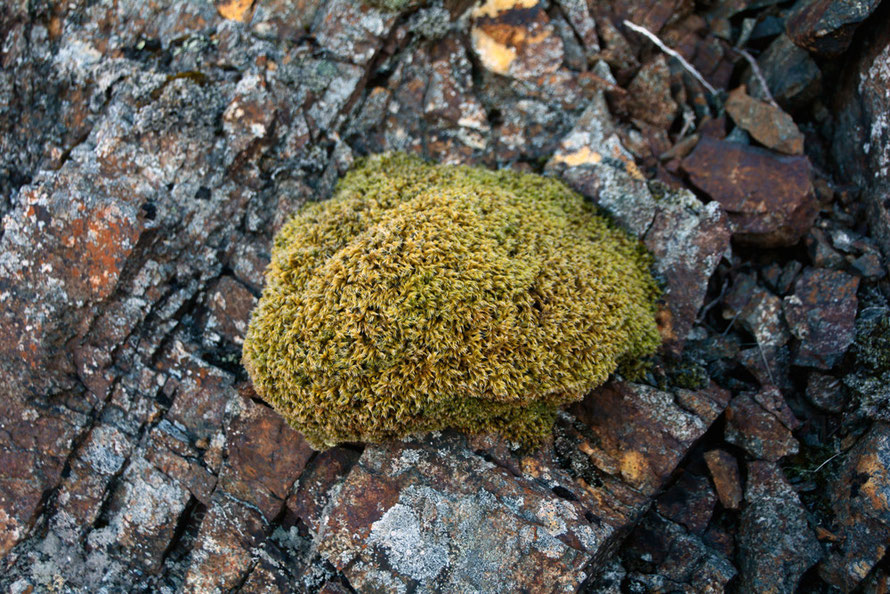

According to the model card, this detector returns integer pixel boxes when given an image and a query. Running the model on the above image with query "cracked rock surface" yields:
[1,0,890,592]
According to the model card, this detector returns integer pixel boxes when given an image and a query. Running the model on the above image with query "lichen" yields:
[242,153,660,448]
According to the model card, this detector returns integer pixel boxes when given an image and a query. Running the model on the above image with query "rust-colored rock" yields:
[783,267,860,369]
[725,86,804,155]
[820,422,890,589]
[704,449,743,510]
[725,389,799,462]
[570,381,729,496]
[683,136,818,246]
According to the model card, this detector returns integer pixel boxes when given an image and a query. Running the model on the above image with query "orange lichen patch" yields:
[470,0,561,78]
[60,205,142,301]
[551,147,603,167]
[470,29,517,75]
[613,145,645,181]
[471,0,538,18]
[215,0,255,21]
[619,450,648,485]
[858,450,890,513]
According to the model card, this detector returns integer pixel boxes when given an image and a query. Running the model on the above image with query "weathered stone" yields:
[832,6,890,261]
[725,389,799,461]
[627,55,678,130]
[723,274,791,350]
[218,394,314,521]
[656,472,717,535]
[744,34,822,110]
[806,371,846,413]
[738,461,821,594]
[725,85,804,155]
[286,447,363,537]
[0,397,89,557]
[704,449,743,509]
[621,511,736,593]
[643,186,731,353]
[311,0,397,66]
[819,422,890,588]
[844,307,890,421]
[318,379,727,591]
[683,136,818,246]
[570,381,729,496]
[318,433,597,593]
[783,267,860,369]
[184,492,268,593]
[786,0,883,57]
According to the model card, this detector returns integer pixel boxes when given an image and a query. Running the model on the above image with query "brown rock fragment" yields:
[725,389,799,462]
[725,86,804,155]
[703,449,742,509]
[786,0,883,57]
[627,55,678,130]
[572,381,728,495]
[184,493,267,593]
[219,395,314,521]
[738,462,821,594]
[683,136,818,246]
[783,267,860,369]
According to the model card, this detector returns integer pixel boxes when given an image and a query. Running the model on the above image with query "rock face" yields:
[832,3,890,260]
[0,0,887,592]
[318,379,728,592]
[683,136,818,247]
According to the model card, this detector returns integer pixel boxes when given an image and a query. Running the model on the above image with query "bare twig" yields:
[623,20,718,96]
[730,46,779,108]
[757,341,776,385]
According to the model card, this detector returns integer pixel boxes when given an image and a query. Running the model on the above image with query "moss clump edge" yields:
[242,153,661,449]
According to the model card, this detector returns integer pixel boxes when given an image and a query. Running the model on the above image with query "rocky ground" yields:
[0,0,889,592]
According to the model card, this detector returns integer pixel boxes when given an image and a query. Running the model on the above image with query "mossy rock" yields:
[242,153,660,449]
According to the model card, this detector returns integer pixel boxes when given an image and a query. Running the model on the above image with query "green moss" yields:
[242,153,660,449]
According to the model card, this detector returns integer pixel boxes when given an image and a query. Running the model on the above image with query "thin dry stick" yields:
[731,46,779,108]
[623,20,718,96]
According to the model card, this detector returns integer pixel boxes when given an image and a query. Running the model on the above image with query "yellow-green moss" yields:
[242,153,660,449]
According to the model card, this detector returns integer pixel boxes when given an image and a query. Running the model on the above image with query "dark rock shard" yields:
[738,461,821,594]
[744,34,822,110]
[683,136,818,246]
[805,372,846,413]
[783,267,860,369]
[703,449,743,509]
[786,0,883,57]
[655,472,717,535]
[725,85,805,155]
[725,389,799,462]
[820,422,890,589]
[621,511,736,593]
[832,7,890,261]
